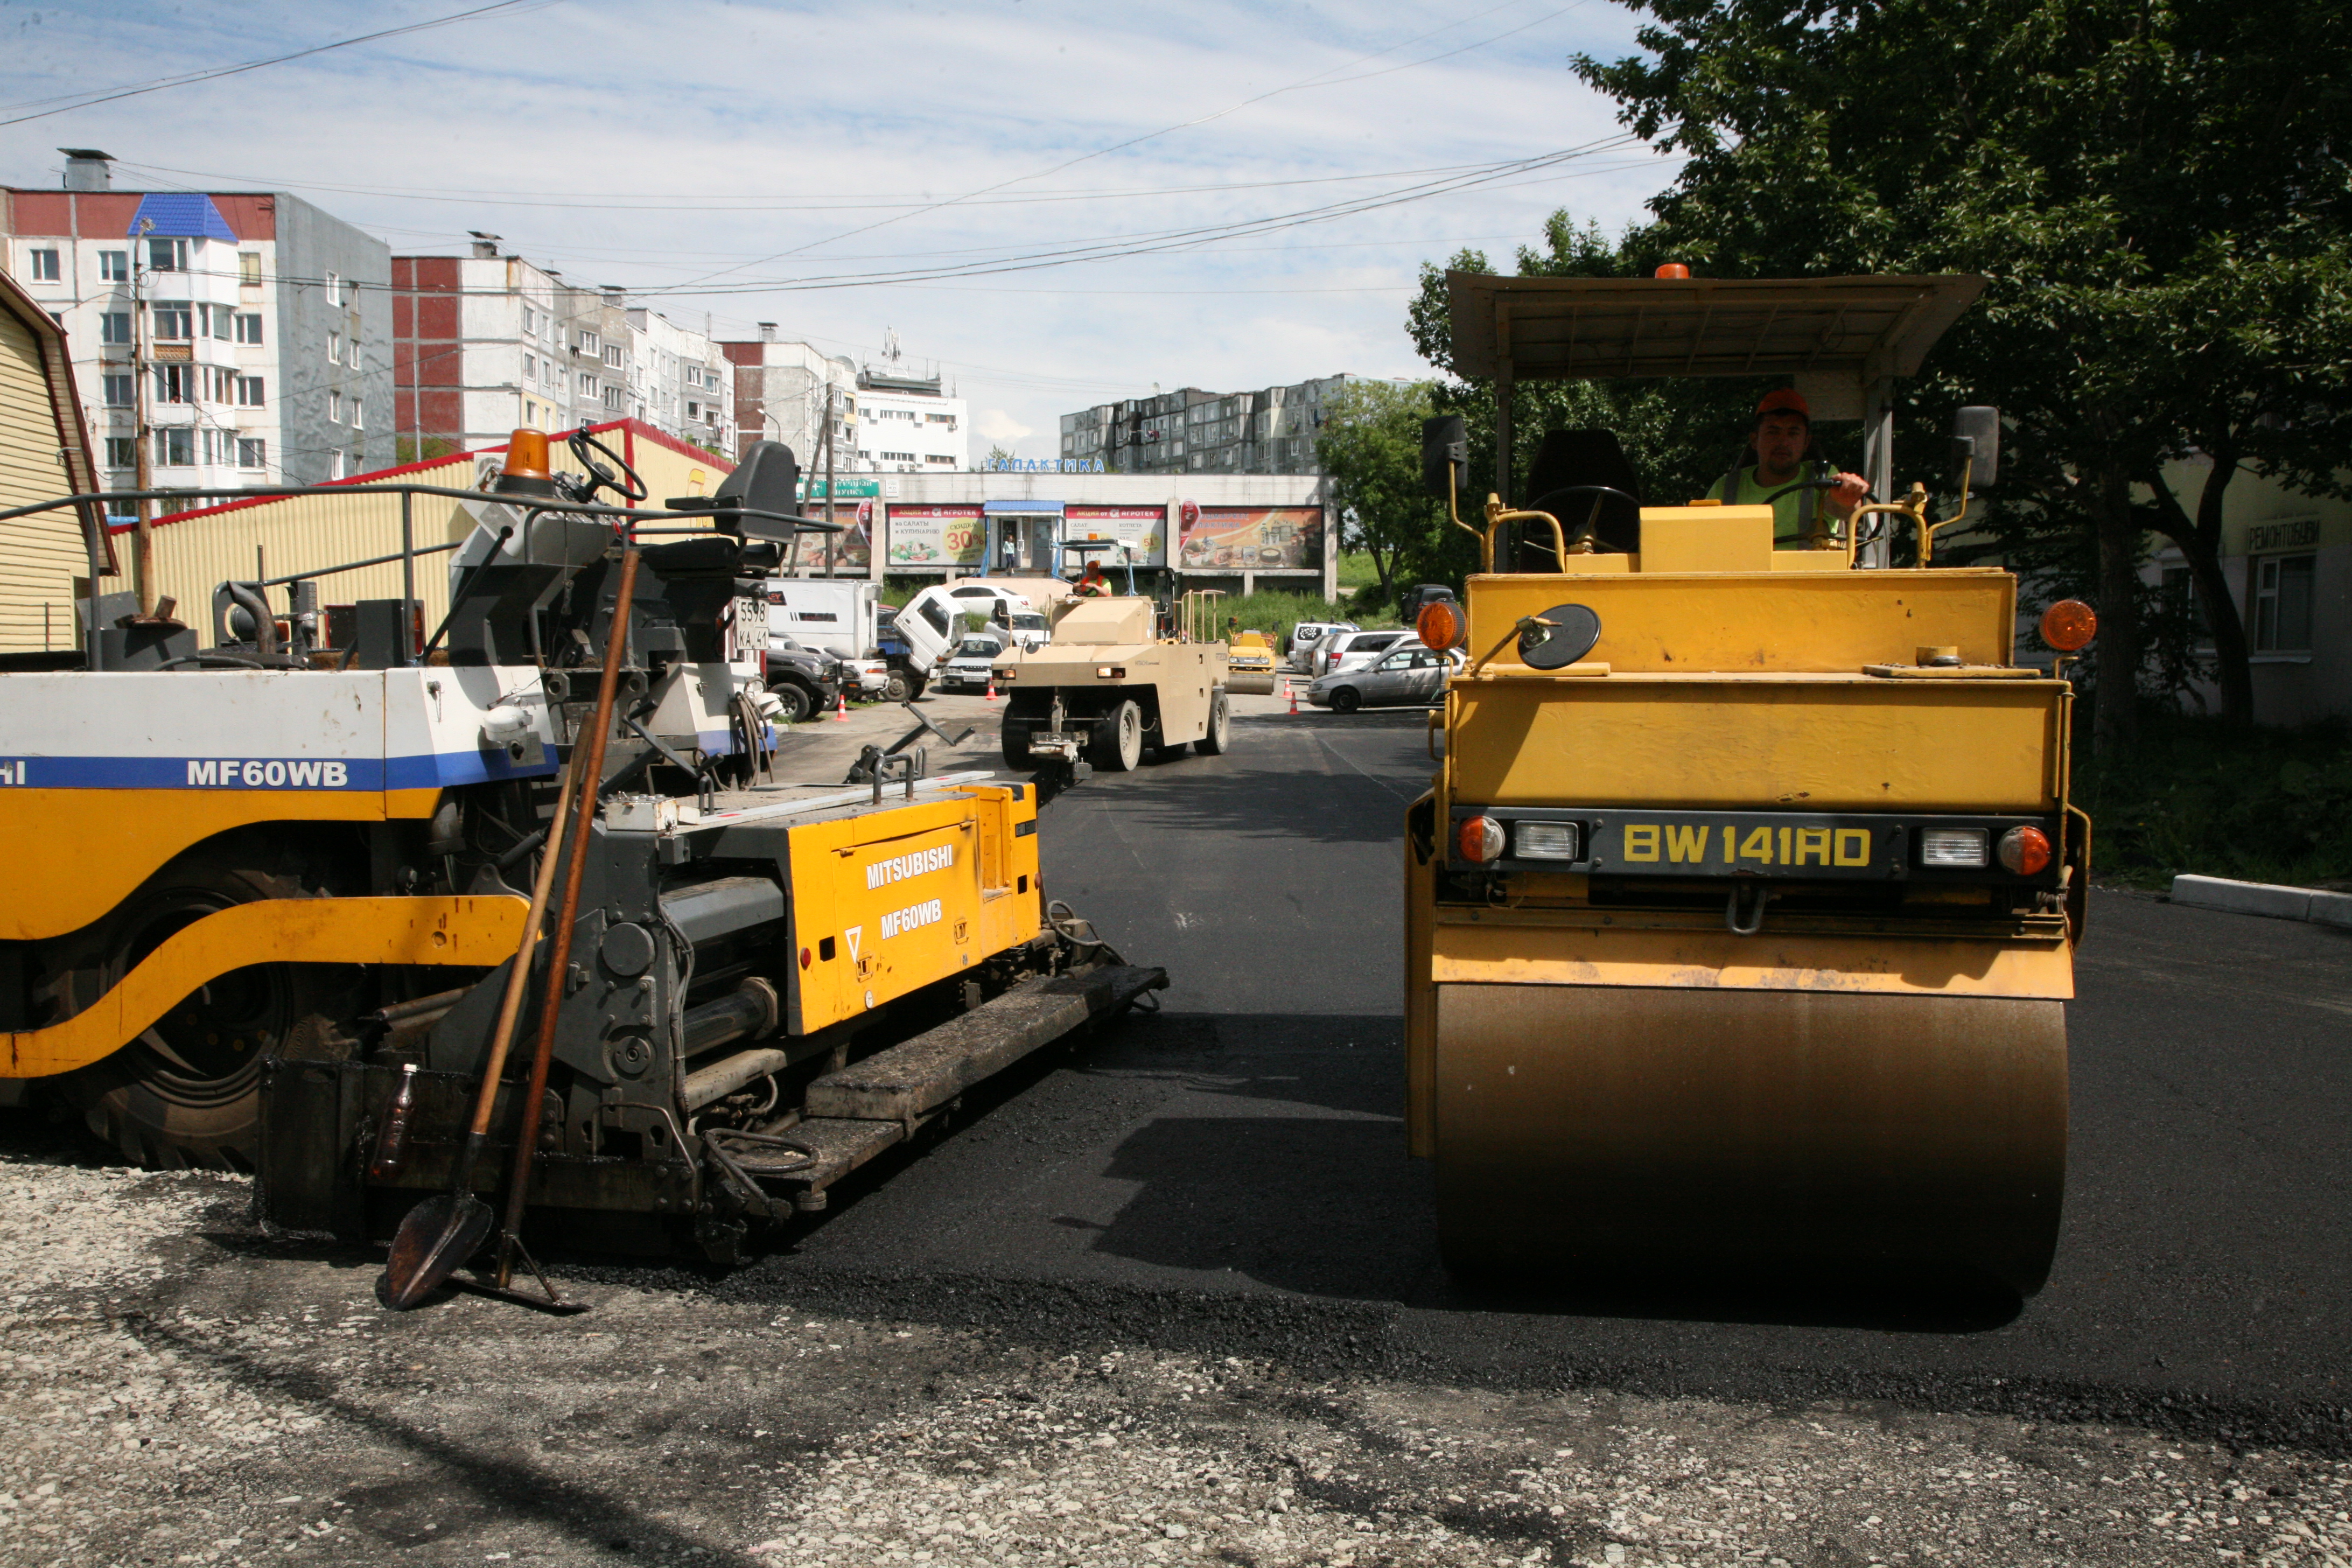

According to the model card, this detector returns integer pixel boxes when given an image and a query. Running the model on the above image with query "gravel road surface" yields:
[3,692,2346,1568]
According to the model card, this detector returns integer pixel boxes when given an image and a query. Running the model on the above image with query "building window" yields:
[329,450,345,480]
[198,302,232,340]
[578,373,597,396]
[328,390,342,423]
[100,311,131,345]
[205,366,237,402]
[881,450,916,463]
[522,353,535,381]
[328,331,342,362]
[146,237,188,272]
[239,251,262,285]
[153,365,191,404]
[238,437,267,470]
[350,398,363,429]
[152,300,192,340]
[323,270,339,299]
[27,248,59,282]
[99,250,128,283]
[686,402,699,419]
[602,386,622,410]
[578,331,598,355]
[101,374,132,408]
[104,436,136,470]
[2251,554,2315,653]
[237,374,265,407]
[153,428,194,466]
[602,345,622,368]
[347,338,361,368]
[235,312,263,345]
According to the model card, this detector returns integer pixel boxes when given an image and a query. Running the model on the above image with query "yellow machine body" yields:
[1408,502,2081,1296]
[1224,630,1278,695]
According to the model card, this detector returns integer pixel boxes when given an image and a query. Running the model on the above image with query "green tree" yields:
[1570,0,2352,749]
[1315,380,1443,610]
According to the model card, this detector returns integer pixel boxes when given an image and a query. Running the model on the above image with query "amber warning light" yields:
[2039,599,2097,652]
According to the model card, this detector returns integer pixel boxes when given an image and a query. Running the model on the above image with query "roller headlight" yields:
[1920,828,1989,868]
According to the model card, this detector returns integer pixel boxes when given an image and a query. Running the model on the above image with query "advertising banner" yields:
[1063,505,1168,568]
[1178,506,1324,572]
[886,504,985,568]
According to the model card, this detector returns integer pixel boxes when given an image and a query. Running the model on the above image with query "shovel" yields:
[377,688,591,1310]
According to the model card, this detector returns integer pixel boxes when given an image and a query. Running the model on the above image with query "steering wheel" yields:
[566,424,649,505]
[1522,485,1642,552]
[1759,477,1866,505]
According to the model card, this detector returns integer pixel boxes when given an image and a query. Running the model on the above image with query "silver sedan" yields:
[1305,644,1460,712]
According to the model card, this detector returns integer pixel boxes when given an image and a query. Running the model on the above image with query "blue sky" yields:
[0,0,1677,455]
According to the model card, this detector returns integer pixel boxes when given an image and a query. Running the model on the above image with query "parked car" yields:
[1306,643,1461,713]
[762,637,843,722]
[1006,611,1051,652]
[1284,619,1357,671]
[1310,627,1412,678]
[939,635,1008,692]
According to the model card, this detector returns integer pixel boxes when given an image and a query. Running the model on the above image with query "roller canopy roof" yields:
[1445,272,1985,406]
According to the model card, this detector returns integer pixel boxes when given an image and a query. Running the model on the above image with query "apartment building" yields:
[1,150,392,489]
[855,362,965,474]
[724,326,858,471]
[1060,374,1355,476]
[394,239,734,460]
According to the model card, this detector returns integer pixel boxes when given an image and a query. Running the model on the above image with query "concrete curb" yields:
[2170,873,2352,929]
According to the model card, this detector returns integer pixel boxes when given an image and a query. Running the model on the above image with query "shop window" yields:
[2251,555,2315,653]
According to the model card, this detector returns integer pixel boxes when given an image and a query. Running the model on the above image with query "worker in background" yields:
[1716,389,1870,547]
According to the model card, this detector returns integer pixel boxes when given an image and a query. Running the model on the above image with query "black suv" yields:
[763,635,843,723]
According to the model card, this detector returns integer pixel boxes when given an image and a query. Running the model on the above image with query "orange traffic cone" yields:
[834,690,849,722]
[984,675,997,703]
[1287,680,1300,716]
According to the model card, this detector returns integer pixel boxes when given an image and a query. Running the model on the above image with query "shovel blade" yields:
[379,1192,495,1310]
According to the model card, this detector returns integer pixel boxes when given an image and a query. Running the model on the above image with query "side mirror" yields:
[1421,415,1468,501]
[1951,406,1999,488]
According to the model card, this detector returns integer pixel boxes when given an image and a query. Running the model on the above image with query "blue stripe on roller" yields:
[0,750,561,792]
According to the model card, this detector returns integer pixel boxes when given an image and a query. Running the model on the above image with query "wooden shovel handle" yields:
[461,734,584,1143]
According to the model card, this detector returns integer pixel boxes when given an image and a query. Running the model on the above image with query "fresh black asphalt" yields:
[638,708,2352,1455]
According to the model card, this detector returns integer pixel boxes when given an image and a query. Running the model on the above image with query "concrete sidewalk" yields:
[2171,872,2352,929]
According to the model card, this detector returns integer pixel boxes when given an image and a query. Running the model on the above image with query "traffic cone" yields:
[985,674,997,703]
[1287,680,1300,716]
[834,690,849,722]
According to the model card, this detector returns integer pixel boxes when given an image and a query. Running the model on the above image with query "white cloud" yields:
[0,1,1676,457]
[976,409,1033,444]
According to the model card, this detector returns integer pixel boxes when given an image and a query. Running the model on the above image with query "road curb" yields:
[2169,873,2352,929]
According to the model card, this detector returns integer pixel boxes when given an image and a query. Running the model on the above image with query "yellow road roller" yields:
[1405,271,2091,1296]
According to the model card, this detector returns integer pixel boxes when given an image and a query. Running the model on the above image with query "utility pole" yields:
[130,235,155,617]
[821,382,837,580]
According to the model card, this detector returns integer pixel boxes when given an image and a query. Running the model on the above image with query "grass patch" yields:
[1208,589,1398,649]
[2077,713,2352,890]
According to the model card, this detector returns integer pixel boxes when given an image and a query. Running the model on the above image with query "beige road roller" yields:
[995,583,1233,772]
[1406,270,2095,1296]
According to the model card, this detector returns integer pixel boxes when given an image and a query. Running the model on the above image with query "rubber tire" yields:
[771,681,814,724]
[54,852,365,1171]
[1090,699,1144,773]
[884,667,914,704]
[1196,687,1231,755]
[1002,723,1033,768]
[1329,685,1361,714]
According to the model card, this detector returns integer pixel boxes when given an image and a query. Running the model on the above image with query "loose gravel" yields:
[3,1128,2349,1568]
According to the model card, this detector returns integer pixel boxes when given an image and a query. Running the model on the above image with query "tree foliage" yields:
[1567,0,2352,747]
[1315,380,1445,608]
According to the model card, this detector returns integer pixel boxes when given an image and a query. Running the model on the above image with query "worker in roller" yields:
[1715,388,1870,547]
[1073,559,1115,597]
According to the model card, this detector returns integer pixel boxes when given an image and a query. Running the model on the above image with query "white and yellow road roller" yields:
[1406,271,2092,1296]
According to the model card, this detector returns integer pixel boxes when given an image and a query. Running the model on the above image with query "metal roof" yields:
[127,193,239,242]
[1445,272,1985,391]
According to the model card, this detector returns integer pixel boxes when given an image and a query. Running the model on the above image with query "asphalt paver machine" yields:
[0,427,1161,1268]
[1408,272,2095,1296]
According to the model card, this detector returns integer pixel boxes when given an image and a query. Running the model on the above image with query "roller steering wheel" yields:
[1759,477,1866,505]
[1522,485,1641,552]
[566,423,649,505]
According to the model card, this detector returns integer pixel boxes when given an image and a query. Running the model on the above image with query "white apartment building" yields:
[724,326,859,471]
[1,151,393,491]
[856,362,966,474]
[395,241,735,460]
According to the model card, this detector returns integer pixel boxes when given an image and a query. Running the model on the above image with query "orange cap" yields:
[1653,263,1691,279]
[2039,599,2098,652]
[504,427,552,480]
[1755,388,1810,422]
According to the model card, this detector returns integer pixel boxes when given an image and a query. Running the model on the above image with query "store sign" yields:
[1179,506,1324,571]
[2245,517,2320,554]
[888,504,985,567]
[800,477,883,499]
[1066,505,1167,568]
[981,457,1105,474]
